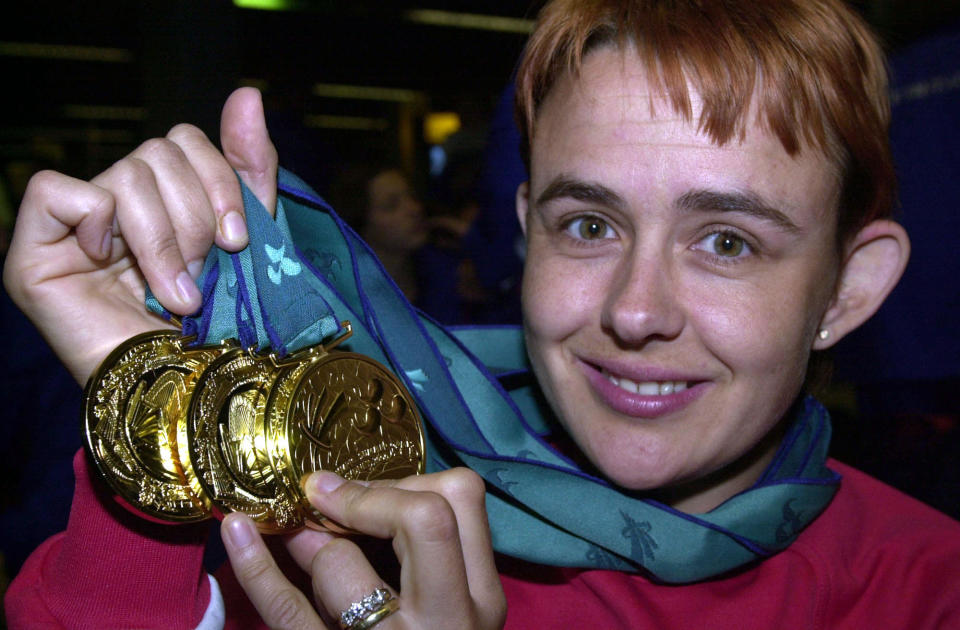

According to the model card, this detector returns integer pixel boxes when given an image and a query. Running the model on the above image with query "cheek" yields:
[689,274,824,381]
[521,250,601,348]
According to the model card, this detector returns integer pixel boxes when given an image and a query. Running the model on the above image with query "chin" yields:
[601,462,687,493]
[573,432,682,491]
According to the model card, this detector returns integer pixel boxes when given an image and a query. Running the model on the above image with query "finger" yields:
[387,469,503,620]
[92,157,201,315]
[9,170,115,263]
[282,527,336,575]
[4,170,118,318]
[166,123,249,251]
[128,135,219,276]
[222,513,327,630]
[221,87,278,217]
[308,537,398,628]
[304,472,474,619]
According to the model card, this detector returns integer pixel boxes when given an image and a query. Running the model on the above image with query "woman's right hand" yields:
[2,87,279,384]
[223,467,507,630]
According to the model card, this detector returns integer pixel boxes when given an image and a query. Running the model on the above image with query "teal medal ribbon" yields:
[147,168,840,584]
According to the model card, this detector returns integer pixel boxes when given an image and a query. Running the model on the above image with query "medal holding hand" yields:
[3,88,506,630]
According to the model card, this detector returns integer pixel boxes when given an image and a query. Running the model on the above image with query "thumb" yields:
[220,87,278,216]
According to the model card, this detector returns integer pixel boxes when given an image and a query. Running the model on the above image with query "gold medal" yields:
[186,348,304,532]
[266,342,425,531]
[82,330,234,522]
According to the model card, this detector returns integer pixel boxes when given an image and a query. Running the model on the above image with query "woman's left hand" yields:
[221,467,506,630]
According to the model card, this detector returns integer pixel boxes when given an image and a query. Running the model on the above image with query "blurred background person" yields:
[329,163,483,325]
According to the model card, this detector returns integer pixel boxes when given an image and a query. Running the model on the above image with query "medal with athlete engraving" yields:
[266,326,425,531]
[82,330,236,522]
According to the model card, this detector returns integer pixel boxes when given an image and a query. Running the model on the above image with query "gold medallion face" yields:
[82,330,232,522]
[273,352,425,529]
[187,350,304,533]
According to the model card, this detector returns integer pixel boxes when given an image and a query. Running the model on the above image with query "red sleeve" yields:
[4,450,212,629]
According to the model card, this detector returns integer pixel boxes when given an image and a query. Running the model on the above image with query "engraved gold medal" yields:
[82,330,234,522]
[186,348,304,532]
[270,350,426,530]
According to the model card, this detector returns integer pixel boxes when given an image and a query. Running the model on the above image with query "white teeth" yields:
[636,381,660,396]
[663,381,689,394]
[603,370,688,396]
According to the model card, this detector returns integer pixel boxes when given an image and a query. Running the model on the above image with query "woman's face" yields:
[365,170,427,253]
[518,47,842,511]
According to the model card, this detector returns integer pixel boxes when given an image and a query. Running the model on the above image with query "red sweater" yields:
[7,453,960,629]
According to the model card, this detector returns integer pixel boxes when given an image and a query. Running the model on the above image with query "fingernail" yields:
[224,515,254,549]
[100,230,112,259]
[221,211,246,244]
[187,259,204,280]
[175,271,199,304]
[305,471,346,498]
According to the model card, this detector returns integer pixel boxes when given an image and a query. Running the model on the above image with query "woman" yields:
[5,0,960,628]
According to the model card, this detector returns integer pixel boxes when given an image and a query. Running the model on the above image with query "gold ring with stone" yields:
[339,588,398,630]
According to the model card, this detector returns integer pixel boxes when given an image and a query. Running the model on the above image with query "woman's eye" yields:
[697,231,753,258]
[565,216,615,241]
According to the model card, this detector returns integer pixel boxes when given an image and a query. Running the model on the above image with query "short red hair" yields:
[515,0,894,243]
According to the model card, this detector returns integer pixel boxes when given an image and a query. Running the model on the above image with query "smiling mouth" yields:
[601,368,690,396]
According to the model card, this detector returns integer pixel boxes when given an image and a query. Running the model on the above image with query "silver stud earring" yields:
[817,329,830,341]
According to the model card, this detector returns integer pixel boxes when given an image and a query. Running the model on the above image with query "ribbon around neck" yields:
[146,168,840,584]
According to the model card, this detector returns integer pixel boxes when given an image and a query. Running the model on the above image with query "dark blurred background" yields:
[1,0,958,607]
[0,0,543,198]
[3,0,957,193]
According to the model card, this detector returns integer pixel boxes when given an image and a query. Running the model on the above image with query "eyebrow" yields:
[676,189,801,233]
[535,177,802,233]
[535,176,627,211]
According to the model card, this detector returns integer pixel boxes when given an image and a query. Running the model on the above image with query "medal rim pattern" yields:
[263,356,317,529]
[82,329,229,523]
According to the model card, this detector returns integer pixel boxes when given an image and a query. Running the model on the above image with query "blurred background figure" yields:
[329,163,479,325]
[330,165,427,300]
[459,81,527,326]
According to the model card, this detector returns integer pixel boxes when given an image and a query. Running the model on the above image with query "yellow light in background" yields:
[63,105,146,121]
[0,42,133,63]
[312,83,423,104]
[233,0,299,10]
[424,112,461,145]
[405,9,534,34]
[304,115,389,131]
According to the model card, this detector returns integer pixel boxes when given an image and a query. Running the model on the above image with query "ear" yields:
[814,219,910,350]
[515,181,530,236]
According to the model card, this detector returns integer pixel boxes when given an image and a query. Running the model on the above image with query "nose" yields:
[600,249,685,346]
